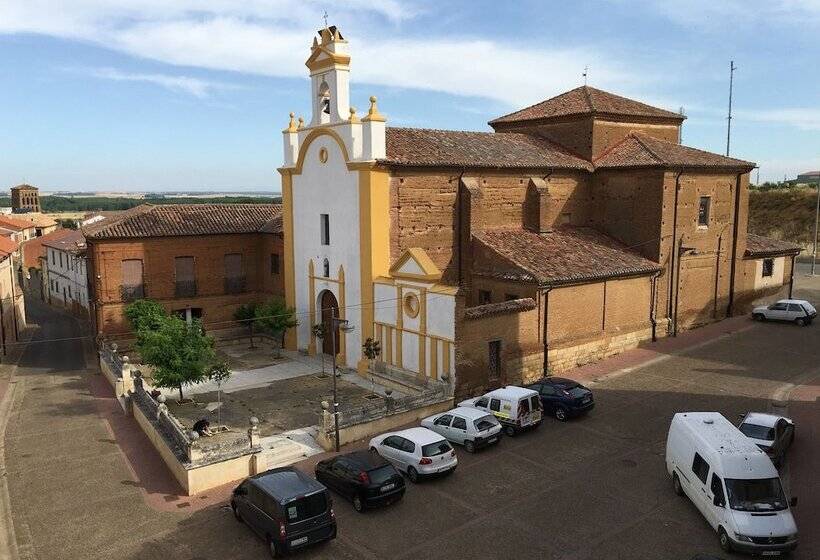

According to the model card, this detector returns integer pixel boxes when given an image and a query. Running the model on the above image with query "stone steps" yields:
[366,367,428,396]
[260,431,323,470]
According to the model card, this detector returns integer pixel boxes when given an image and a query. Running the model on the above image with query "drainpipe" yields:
[788,254,796,298]
[456,170,466,287]
[666,170,684,332]
[541,286,552,378]
[726,172,743,317]
[650,271,660,342]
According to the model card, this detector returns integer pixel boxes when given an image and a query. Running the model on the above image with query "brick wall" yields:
[89,232,283,336]
[591,118,680,158]
[494,117,594,159]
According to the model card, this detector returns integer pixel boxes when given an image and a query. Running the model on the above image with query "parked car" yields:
[231,467,336,558]
[752,299,817,326]
[369,427,457,483]
[525,377,594,421]
[421,406,502,452]
[459,385,542,436]
[315,450,405,512]
[666,412,798,556]
[738,412,795,468]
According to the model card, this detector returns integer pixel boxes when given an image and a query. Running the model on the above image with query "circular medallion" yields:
[319,147,328,163]
[403,292,420,318]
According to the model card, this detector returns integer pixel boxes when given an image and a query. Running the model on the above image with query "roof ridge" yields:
[581,85,595,113]
[630,132,665,164]
[591,134,636,164]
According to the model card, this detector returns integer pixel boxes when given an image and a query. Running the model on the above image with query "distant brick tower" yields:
[10,184,40,213]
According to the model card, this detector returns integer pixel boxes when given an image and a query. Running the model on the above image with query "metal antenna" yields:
[583,66,588,86]
[322,10,329,28]
[726,60,736,156]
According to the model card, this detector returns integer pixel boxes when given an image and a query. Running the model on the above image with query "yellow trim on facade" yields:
[362,96,386,123]
[308,259,316,355]
[291,128,352,175]
[442,340,451,376]
[280,172,297,350]
[390,247,442,281]
[338,265,347,363]
[357,167,391,374]
[428,284,459,295]
[430,338,438,380]
[418,286,427,379]
[395,286,403,368]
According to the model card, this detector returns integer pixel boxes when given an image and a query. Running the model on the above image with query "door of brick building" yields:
[320,290,340,356]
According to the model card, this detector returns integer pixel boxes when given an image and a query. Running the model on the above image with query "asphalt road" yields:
[2,282,818,560]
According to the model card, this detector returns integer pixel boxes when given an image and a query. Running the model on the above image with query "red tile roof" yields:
[464,298,537,320]
[594,133,755,170]
[82,204,283,240]
[42,229,86,254]
[489,86,685,125]
[474,227,661,286]
[743,234,802,258]
[0,236,17,256]
[382,127,593,170]
[0,215,36,232]
[21,228,78,269]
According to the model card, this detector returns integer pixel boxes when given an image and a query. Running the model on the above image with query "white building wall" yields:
[46,247,89,312]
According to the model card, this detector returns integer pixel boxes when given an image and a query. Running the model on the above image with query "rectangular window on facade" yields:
[478,290,492,305]
[698,196,711,227]
[762,258,774,277]
[270,253,280,275]
[224,253,245,294]
[59,252,63,268]
[121,259,145,301]
[50,250,54,265]
[320,214,330,245]
[175,256,196,297]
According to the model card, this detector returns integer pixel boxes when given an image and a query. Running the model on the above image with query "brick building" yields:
[280,27,800,398]
[83,204,284,338]
[10,184,41,213]
[0,237,26,357]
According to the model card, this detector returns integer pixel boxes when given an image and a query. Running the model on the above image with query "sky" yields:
[1,0,819,191]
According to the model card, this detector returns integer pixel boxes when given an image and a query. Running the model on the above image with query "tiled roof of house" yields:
[744,234,802,258]
[42,229,86,254]
[594,133,755,170]
[82,203,283,240]
[489,86,685,125]
[20,213,57,228]
[0,236,17,256]
[381,127,593,170]
[474,227,662,286]
[21,228,78,269]
[464,298,537,320]
[0,215,36,232]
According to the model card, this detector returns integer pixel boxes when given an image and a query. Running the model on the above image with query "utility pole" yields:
[726,60,736,156]
[812,179,819,275]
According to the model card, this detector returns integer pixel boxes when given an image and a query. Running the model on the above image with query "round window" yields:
[318,147,328,163]
[403,292,420,318]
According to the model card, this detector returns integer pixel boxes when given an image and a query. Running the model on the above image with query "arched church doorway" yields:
[320,290,340,355]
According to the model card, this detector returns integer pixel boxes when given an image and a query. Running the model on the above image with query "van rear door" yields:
[518,395,541,426]
[282,490,333,547]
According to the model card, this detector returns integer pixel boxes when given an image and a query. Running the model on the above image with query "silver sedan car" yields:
[421,406,502,453]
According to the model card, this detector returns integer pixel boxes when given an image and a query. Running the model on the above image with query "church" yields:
[279,26,800,398]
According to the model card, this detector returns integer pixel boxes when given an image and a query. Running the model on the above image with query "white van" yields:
[665,412,798,555]
[458,386,542,436]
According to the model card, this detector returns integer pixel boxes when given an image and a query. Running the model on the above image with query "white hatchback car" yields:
[752,299,817,326]
[369,427,457,483]
[421,407,502,453]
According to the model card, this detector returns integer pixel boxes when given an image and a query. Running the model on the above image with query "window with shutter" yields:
[175,257,196,297]
[121,259,144,301]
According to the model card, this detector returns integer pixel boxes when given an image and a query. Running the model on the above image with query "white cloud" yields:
[79,66,238,97]
[0,1,650,110]
[623,0,820,27]
[737,108,820,131]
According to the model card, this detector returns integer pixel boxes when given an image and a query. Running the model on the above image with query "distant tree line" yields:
[751,181,818,192]
[0,195,281,212]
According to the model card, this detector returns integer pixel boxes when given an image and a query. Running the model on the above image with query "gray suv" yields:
[231,467,336,558]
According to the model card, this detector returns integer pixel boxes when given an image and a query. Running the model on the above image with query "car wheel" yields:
[753,313,764,321]
[672,473,683,496]
[718,527,732,553]
[231,501,243,522]
[407,467,419,483]
[796,317,806,327]
[555,407,568,422]
[352,493,364,513]
[267,536,280,558]
[464,440,476,453]
[503,425,516,437]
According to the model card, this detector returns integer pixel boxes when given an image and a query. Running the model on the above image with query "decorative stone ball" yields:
[121,356,129,364]
[189,430,200,441]
[111,343,118,353]
[321,400,330,411]
[157,394,166,404]
[249,416,259,427]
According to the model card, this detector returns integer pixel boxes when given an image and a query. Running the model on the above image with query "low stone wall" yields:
[548,326,656,373]
[316,389,453,450]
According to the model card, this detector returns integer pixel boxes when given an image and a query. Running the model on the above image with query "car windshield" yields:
[284,491,328,522]
[421,440,452,457]
[367,465,396,485]
[474,415,499,431]
[725,478,788,512]
[739,422,775,441]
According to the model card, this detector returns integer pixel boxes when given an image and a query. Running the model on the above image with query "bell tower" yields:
[305,26,350,127]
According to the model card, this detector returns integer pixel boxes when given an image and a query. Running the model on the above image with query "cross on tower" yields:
[583,66,588,86]
[322,10,328,28]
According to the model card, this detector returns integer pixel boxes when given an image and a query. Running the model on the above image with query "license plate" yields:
[291,537,308,547]
[761,552,781,557]
[381,483,395,492]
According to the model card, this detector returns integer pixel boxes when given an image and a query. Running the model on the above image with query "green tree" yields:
[207,362,232,428]
[137,315,216,401]
[124,299,167,337]
[362,337,381,371]
[255,298,298,356]
[234,302,259,348]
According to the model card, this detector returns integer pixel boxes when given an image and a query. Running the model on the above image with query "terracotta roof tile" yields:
[82,204,283,240]
[474,227,661,286]
[744,234,802,258]
[490,86,684,125]
[0,215,36,232]
[0,237,17,256]
[42,229,86,254]
[594,133,755,170]
[21,228,77,269]
[464,298,537,320]
[381,127,593,170]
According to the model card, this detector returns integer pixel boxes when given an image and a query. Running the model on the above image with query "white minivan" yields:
[666,412,798,556]
[459,386,542,436]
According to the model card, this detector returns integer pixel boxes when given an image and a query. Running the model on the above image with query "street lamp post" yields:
[329,307,354,452]
[812,180,819,276]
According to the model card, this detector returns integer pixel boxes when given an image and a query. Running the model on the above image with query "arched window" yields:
[323,258,330,278]
[318,79,331,115]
